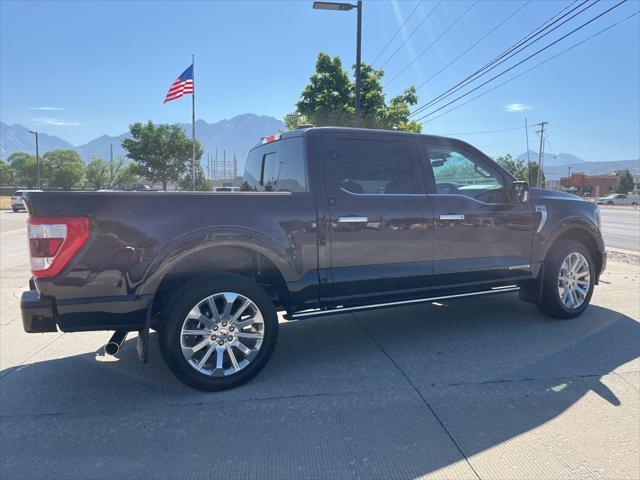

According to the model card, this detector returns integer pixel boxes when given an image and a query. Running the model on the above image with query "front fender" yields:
[137,226,297,296]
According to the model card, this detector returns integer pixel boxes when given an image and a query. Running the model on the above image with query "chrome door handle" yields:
[439,214,465,220]
[338,216,368,223]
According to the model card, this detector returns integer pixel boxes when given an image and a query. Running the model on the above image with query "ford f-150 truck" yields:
[21,126,606,391]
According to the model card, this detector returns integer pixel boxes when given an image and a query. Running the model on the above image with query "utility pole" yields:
[525,118,530,163]
[28,130,40,189]
[206,153,210,180]
[233,154,237,178]
[535,122,548,188]
[223,150,227,179]
[354,0,362,127]
[109,143,114,188]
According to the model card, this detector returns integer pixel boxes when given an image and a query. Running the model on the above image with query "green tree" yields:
[0,159,14,185]
[496,154,545,186]
[179,162,211,191]
[8,152,40,188]
[615,169,634,194]
[122,121,202,191]
[292,52,421,132]
[86,156,139,190]
[42,149,85,190]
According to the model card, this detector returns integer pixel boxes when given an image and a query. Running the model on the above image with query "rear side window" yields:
[325,138,423,195]
[241,137,307,192]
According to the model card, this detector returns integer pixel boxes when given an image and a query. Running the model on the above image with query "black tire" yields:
[159,274,278,391]
[607,201,613,205]
[536,240,595,319]
[12,207,19,212]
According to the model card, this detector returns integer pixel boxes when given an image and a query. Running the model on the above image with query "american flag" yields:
[163,64,194,103]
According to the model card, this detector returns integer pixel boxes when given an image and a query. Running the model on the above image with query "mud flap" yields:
[137,297,153,363]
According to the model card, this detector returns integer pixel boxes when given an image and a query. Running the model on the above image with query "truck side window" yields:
[327,138,423,195]
[242,137,307,192]
[426,143,507,204]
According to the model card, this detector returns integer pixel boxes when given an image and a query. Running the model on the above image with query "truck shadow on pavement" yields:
[2,294,639,479]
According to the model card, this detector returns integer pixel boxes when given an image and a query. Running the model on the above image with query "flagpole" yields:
[191,54,196,191]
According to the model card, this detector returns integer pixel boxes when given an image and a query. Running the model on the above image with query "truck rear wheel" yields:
[536,240,595,319]
[159,274,278,391]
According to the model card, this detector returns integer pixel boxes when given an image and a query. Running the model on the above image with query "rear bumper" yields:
[22,288,153,333]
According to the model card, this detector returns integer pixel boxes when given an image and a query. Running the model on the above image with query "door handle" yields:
[338,216,368,223]
[439,214,465,220]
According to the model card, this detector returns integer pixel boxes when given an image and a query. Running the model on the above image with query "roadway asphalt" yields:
[1,211,638,479]
[599,207,640,252]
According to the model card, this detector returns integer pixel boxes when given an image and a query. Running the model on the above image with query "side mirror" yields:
[513,181,530,204]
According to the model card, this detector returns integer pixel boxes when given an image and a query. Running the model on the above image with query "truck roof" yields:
[252,126,454,151]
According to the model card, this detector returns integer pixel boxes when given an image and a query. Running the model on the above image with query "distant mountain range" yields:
[516,150,586,167]
[2,119,638,180]
[514,150,640,180]
[1,113,285,171]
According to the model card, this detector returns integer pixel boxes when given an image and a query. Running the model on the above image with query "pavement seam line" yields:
[350,312,482,480]
[0,332,65,380]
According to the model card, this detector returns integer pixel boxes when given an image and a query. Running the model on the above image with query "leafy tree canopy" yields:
[495,154,545,186]
[8,152,39,188]
[0,159,14,186]
[288,52,421,132]
[179,162,212,191]
[86,156,140,190]
[122,121,202,191]
[42,149,85,190]
[615,169,634,194]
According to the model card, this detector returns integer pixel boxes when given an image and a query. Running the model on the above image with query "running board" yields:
[285,286,520,321]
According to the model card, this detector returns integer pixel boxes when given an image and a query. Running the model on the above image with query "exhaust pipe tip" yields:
[104,330,128,356]
[104,342,120,356]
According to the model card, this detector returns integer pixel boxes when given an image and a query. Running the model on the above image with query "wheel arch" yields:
[140,229,296,317]
[544,224,603,280]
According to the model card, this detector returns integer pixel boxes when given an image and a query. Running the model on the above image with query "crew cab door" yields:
[320,132,434,306]
[422,139,536,284]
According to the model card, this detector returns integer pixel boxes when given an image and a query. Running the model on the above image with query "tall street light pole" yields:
[28,130,40,189]
[313,1,363,127]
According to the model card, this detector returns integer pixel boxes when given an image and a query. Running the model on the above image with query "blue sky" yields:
[1,0,638,162]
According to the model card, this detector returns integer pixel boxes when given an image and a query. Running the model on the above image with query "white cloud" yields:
[32,117,80,126]
[29,106,65,111]
[505,103,532,112]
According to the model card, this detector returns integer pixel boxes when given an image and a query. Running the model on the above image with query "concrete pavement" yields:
[599,207,640,252]
[1,211,639,479]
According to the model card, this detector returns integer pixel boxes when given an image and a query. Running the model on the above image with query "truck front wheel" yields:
[159,274,278,391]
[536,240,595,319]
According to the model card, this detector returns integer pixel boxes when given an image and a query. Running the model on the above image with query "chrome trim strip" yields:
[508,264,531,270]
[289,286,520,320]
[339,187,427,197]
[439,214,465,220]
[535,205,547,233]
[338,216,368,223]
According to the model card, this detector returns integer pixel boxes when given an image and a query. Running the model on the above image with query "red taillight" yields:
[261,133,281,144]
[28,216,90,278]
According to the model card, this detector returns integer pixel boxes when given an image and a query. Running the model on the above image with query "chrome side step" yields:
[286,286,520,320]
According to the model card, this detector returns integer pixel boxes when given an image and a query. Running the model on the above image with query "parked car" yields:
[20,127,606,391]
[10,189,43,212]
[596,193,639,205]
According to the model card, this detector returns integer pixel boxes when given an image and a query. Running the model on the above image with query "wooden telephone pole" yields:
[535,122,548,188]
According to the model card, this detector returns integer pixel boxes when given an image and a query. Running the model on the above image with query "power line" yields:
[384,0,479,86]
[411,0,597,117]
[418,9,639,124]
[415,0,532,91]
[414,0,629,123]
[379,0,442,69]
[437,126,530,136]
[371,1,423,65]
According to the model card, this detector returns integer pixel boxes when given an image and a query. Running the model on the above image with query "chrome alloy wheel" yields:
[180,292,265,377]
[557,252,591,310]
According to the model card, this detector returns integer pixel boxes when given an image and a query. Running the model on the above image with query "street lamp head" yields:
[28,130,37,135]
[313,1,355,11]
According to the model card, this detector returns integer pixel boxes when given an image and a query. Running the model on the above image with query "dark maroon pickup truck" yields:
[21,126,606,391]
